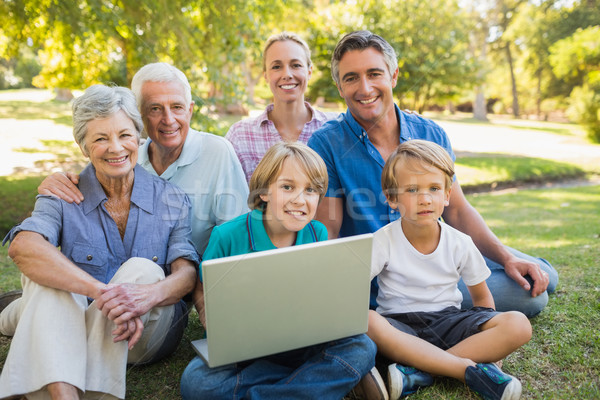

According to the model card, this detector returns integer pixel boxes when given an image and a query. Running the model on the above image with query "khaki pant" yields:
[0,258,176,400]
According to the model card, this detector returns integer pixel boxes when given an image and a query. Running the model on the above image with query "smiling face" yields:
[82,109,139,183]
[259,157,320,245]
[387,158,450,232]
[141,80,194,155]
[336,47,398,130]
[264,40,312,104]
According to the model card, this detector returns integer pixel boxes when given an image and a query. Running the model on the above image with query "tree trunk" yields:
[473,86,488,121]
[242,60,259,106]
[54,88,74,101]
[447,101,456,114]
[505,42,519,118]
[536,67,542,119]
[473,25,488,121]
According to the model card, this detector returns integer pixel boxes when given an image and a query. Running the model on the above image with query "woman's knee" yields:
[112,257,165,285]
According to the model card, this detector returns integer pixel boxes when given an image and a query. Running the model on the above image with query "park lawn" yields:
[1,184,599,399]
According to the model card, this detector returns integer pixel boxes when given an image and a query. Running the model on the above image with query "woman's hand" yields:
[96,283,157,326]
[112,317,145,349]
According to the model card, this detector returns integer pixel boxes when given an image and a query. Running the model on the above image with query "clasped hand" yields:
[96,283,155,349]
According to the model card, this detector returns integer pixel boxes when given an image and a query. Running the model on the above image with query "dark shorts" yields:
[384,306,499,350]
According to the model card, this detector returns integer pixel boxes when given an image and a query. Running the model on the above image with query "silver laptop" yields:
[192,233,373,368]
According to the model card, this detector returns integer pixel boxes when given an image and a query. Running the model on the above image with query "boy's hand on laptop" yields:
[504,257,549,297]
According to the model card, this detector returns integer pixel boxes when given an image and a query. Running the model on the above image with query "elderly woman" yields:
[0,85,198,400]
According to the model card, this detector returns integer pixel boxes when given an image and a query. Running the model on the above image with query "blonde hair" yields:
[382,140,454,201]
[262,31,312,72]
[248,142,328,210]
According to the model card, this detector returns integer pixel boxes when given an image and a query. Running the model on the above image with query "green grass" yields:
[2,185,599,398]
[456,155,587,192]
[1,90,599,398]
[0,175,45,238]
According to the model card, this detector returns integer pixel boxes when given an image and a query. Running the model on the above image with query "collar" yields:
[258,102,322,127]
[257,104,274,127]
[343,104,412,143]
[246,209,276,251]
[80,164,154,215]
[137,129,201,178]
[246,209,318,251]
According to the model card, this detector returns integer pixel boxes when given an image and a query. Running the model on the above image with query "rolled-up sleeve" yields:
[3,195,63,246]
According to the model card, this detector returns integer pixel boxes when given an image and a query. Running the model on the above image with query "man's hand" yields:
[112,317,145,349]
[503,256,550,297]
[38,172,84,204]
[96,283,156,325]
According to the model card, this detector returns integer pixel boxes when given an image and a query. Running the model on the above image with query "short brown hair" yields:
[331,30,398,87]
[382,140,454,201]
[248,142,328,210]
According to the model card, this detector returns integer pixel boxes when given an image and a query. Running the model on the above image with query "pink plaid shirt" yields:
[225,102,332,182]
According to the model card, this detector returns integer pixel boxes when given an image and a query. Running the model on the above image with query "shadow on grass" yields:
[428,113,579,136]
[0,100,72,126]
[456,153,587,193]
[9,139,87,176]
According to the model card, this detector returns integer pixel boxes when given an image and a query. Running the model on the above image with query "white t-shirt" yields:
[371,218,490,315]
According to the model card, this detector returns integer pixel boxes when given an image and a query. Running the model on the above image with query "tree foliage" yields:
[1,0,600,136]
[550,25,600,141]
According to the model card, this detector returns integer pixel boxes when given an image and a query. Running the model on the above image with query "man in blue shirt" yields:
[307,30,558,318]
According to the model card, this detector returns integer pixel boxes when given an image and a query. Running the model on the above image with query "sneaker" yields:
[465,363,522,400]
[0,290,22,313]
[387,363,433,399]
[354,366,389,400]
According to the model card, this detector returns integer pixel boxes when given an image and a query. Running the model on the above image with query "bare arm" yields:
[443,180,548,297]
[314,197,344,240]
[38,172,84,204]
[192,277,206,328]
[96,257,197,325]
[467,281,495,309]
[8,231,105,299]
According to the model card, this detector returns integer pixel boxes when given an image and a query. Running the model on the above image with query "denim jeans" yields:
[458,246,559,318]
[180,334,376,400]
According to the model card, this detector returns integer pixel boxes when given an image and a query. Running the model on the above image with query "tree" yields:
[550,25,600,141]
[306,0,480,112]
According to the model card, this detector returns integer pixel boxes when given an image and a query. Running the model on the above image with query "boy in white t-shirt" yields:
[368,140,532,400]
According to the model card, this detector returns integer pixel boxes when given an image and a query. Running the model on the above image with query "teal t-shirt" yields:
[199,209,328,280]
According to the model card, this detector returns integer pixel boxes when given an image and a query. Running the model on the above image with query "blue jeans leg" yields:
[180,356,243,400]
[180,334,376,400]
[247,334,376,400]
[458,246,559,318]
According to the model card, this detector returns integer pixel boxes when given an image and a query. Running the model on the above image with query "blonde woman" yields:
[226,32,332,182]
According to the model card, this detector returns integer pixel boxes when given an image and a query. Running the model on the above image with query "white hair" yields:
[72,84,143,154]
[131,62,192,111]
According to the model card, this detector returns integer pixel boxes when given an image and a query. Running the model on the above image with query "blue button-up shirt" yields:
[5,164,199,283]
[308,104,455,238]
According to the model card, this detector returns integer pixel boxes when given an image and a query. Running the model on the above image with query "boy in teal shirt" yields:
[181,142,376,400]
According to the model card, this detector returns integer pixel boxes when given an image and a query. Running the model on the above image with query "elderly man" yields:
[307,30,559,399]
[38,63,249,254]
